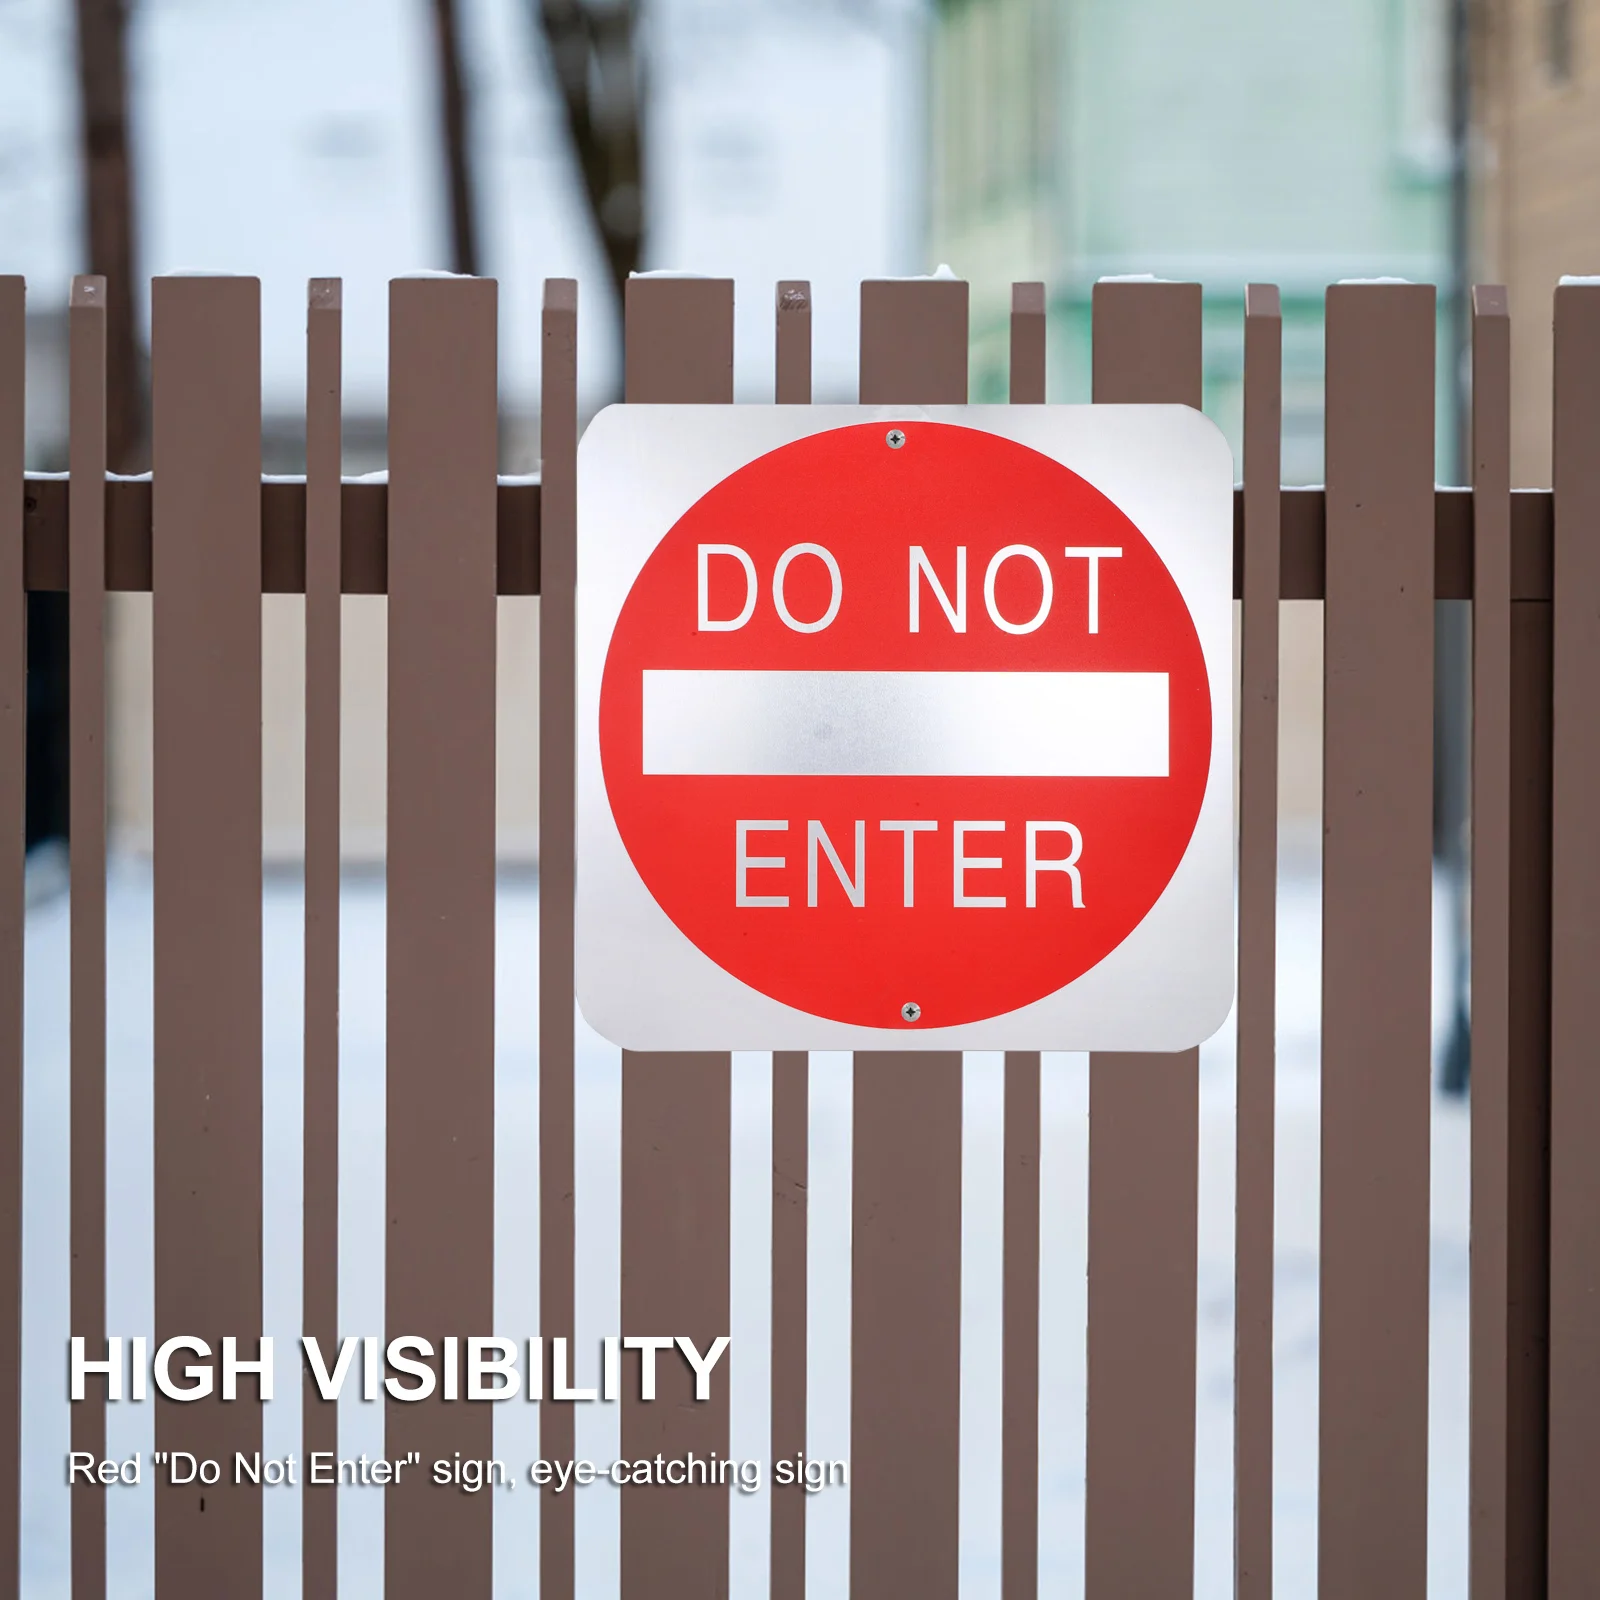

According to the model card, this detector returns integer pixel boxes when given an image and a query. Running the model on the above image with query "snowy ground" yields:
[17,856,1470,1599]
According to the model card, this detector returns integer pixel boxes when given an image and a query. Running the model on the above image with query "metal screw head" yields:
[900,1001,922,1023]
[886,428,906,449]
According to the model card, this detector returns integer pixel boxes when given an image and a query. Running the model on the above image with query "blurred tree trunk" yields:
[73,0,142,472]
[430,0,482,276]
[534,0,645,319]
[1437,0,1473,1093]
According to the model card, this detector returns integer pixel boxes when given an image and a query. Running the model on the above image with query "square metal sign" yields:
[576,405,1234,1051]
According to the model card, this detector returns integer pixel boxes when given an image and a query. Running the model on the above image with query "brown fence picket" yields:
[771,277,812,1600]
[0,274,22,1600]
[1319,282,1435,1598]
[851,274,967,1600]
[1547,279,1600,1598]
[776,279,811,406]
[1082,279,1202,1600]
[1002,278,1045,1600]
[539,276,579,1600]
[1002,1041,1040,1600]
[150,274,264,1598]
[1467,285,1512,1600]
[1008,281,1046,406]
[68,277,108,1600]
[771,1045,807,1600]
[1505,510,1553,1591]
[619,275,734,1600]
[384,275,499,1599]
[1235,282,1281,1600]
[301,278,341,1600]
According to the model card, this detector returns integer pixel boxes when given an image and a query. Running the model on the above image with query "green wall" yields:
[936,0,1456,479]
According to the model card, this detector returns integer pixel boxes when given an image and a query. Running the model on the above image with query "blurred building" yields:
[1473,0,1600,485]
[929,0,1458,845]
[930,0,1456,478]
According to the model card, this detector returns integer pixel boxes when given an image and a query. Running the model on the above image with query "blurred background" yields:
[3,0,1594,905]
[5,0,928,873]
[3,0,1597,1592]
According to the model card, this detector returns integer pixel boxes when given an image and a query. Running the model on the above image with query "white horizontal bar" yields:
[640,670,1168,778]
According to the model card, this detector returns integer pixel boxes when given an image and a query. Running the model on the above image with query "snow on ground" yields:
[18,855,1470,1599]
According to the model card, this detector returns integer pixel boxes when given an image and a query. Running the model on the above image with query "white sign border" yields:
[576,404,1236,1052]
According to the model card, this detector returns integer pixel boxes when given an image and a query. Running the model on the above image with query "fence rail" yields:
[0,267,1585,1599]
[15,478,1565,600]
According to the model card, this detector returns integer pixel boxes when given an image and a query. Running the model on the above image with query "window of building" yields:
[1548,0,1575,84]
[1398,0,1452,175]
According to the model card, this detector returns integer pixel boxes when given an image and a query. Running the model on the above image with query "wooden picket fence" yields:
[0,269,1595,1598]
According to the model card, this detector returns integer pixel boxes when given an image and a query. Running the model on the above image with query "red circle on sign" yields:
[599,421,1211,1029]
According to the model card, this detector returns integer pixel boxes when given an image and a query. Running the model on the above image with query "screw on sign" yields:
[578,407,1234,1051]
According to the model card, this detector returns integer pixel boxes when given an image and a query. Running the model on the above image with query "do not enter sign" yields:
[578,406,1233,1050]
